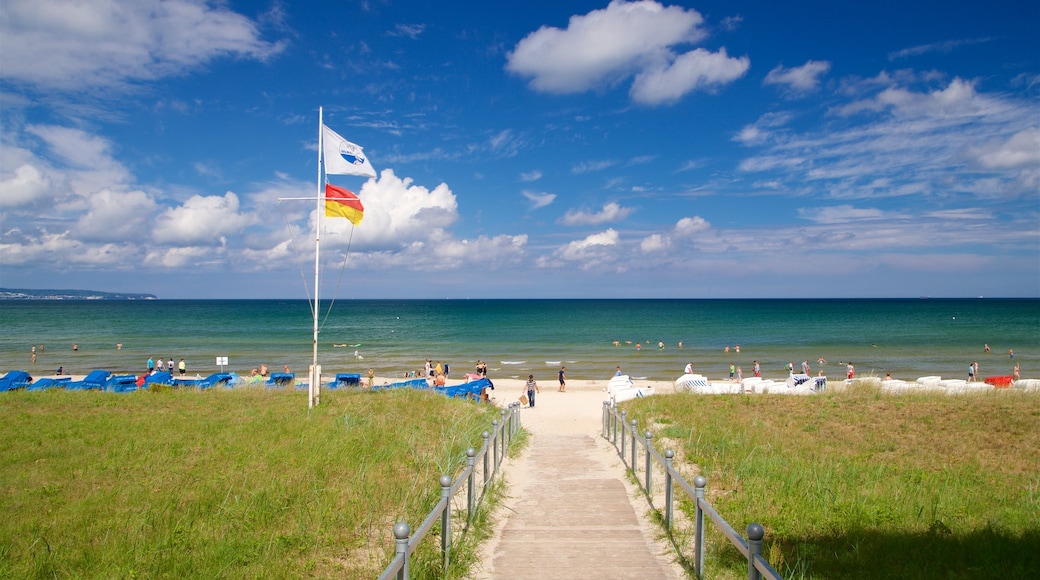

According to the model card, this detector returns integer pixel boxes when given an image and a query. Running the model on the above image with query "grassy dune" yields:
[623,384,1040,579]
[0,387,499,578]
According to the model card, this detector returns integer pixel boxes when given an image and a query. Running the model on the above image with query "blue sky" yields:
[1,0,1038,299]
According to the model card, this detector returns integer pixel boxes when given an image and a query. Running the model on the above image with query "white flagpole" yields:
[311,107,324,409]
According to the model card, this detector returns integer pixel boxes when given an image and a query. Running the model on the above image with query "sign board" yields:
[216,356,229,367]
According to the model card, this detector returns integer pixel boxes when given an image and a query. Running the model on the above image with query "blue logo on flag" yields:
[339,152,366,166]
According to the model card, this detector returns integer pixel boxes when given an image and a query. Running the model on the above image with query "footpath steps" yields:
[471,389,684,579]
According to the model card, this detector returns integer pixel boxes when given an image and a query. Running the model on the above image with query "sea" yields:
[1,299,1037,383]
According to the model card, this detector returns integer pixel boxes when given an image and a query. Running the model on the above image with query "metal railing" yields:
[602,401,783,580]
[378,401,523,580]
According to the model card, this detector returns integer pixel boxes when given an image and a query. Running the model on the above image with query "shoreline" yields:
[10,373,1036,393]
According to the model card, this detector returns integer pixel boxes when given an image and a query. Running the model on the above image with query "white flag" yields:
[322,124,376,178]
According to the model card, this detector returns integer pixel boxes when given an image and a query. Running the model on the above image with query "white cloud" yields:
[506,1,744,105]
[631,47,749,105]
[0,0,284,90]
[519,170,543,182]
[319,169,459,251]
[72,188,157,242]
[550,228,621,269]
[151,191,255,245]
[764,60,831,93]
[522,190,556,209]
[797,205,887,224]
[674,216,710,236]
[25,125,131,194]
[571,160,615,174]
[972,128,1040,169]
[640,233,669,252]
[0,164,52,208]
[740,77,1039,199]
[560,202,634,226]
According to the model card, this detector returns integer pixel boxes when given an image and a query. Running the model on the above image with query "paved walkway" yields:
[470,388,684,579]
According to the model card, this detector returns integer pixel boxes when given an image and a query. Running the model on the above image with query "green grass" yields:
[0,387,501,578]
[622,385,1040,579]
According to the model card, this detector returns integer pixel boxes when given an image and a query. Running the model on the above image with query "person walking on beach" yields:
[1013,363,1020,382]
[525,375,539,408]
[753,360,760,378]
[729,363,735,379]
[846,363,855,380]
[368,368,375,387]
[968,362,976,382]
[178,358,186,376]
[558,366,567,392]
[147,357,154,372]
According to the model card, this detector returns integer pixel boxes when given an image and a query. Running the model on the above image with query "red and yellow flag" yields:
[325,183,364,225]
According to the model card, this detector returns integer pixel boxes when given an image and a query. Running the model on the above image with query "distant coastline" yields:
[0,288,158,300]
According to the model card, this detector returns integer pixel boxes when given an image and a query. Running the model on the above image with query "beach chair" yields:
[266,373,295,388]
[66,370,111,391]
[106,375,139,393]
[143,371,174,388]
[26,376,71,391]
[0,371,33,392]
[329,373,361,389]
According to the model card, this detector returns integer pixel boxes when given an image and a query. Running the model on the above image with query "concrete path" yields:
[469,386,684,579]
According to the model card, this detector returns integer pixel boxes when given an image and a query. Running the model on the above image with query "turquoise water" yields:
[1,299,1037,382]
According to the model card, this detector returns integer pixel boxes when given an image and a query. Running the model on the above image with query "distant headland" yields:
[0,288,158,300]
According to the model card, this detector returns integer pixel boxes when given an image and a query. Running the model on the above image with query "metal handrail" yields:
[602,401,783,580]
[378,401,523,580]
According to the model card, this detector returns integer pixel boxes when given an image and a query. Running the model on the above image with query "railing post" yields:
[747,523,764,580]
[630,418,638,472]
[500,410,507,462]
[466,448,476,521]
[440,474,452,572]
[694,475,707,579]
[481,431,490,486]
[620,410,627,463]
[644,430,653,493]
[491,420,500,472]
[393,522,410,580]
[664,449,674,531]
[611,404,617,444]
[602,401,609,438]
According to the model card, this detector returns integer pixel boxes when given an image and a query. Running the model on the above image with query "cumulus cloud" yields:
[151,191,255,245]
[506,0,746,105]
[560,202,634,226]
[319,169,459,252]
[548,228,620,269]
[640,232,668,252]
[764,60,831,93]
[72,189,157,242]
[523,190,556,209]
[631,47,749,105]
[0,0,284,90]
[674,216,710,236]
[0,164,52,208]
[640,216,709,252]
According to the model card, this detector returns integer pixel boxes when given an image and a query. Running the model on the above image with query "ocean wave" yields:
[501,361,526,365]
